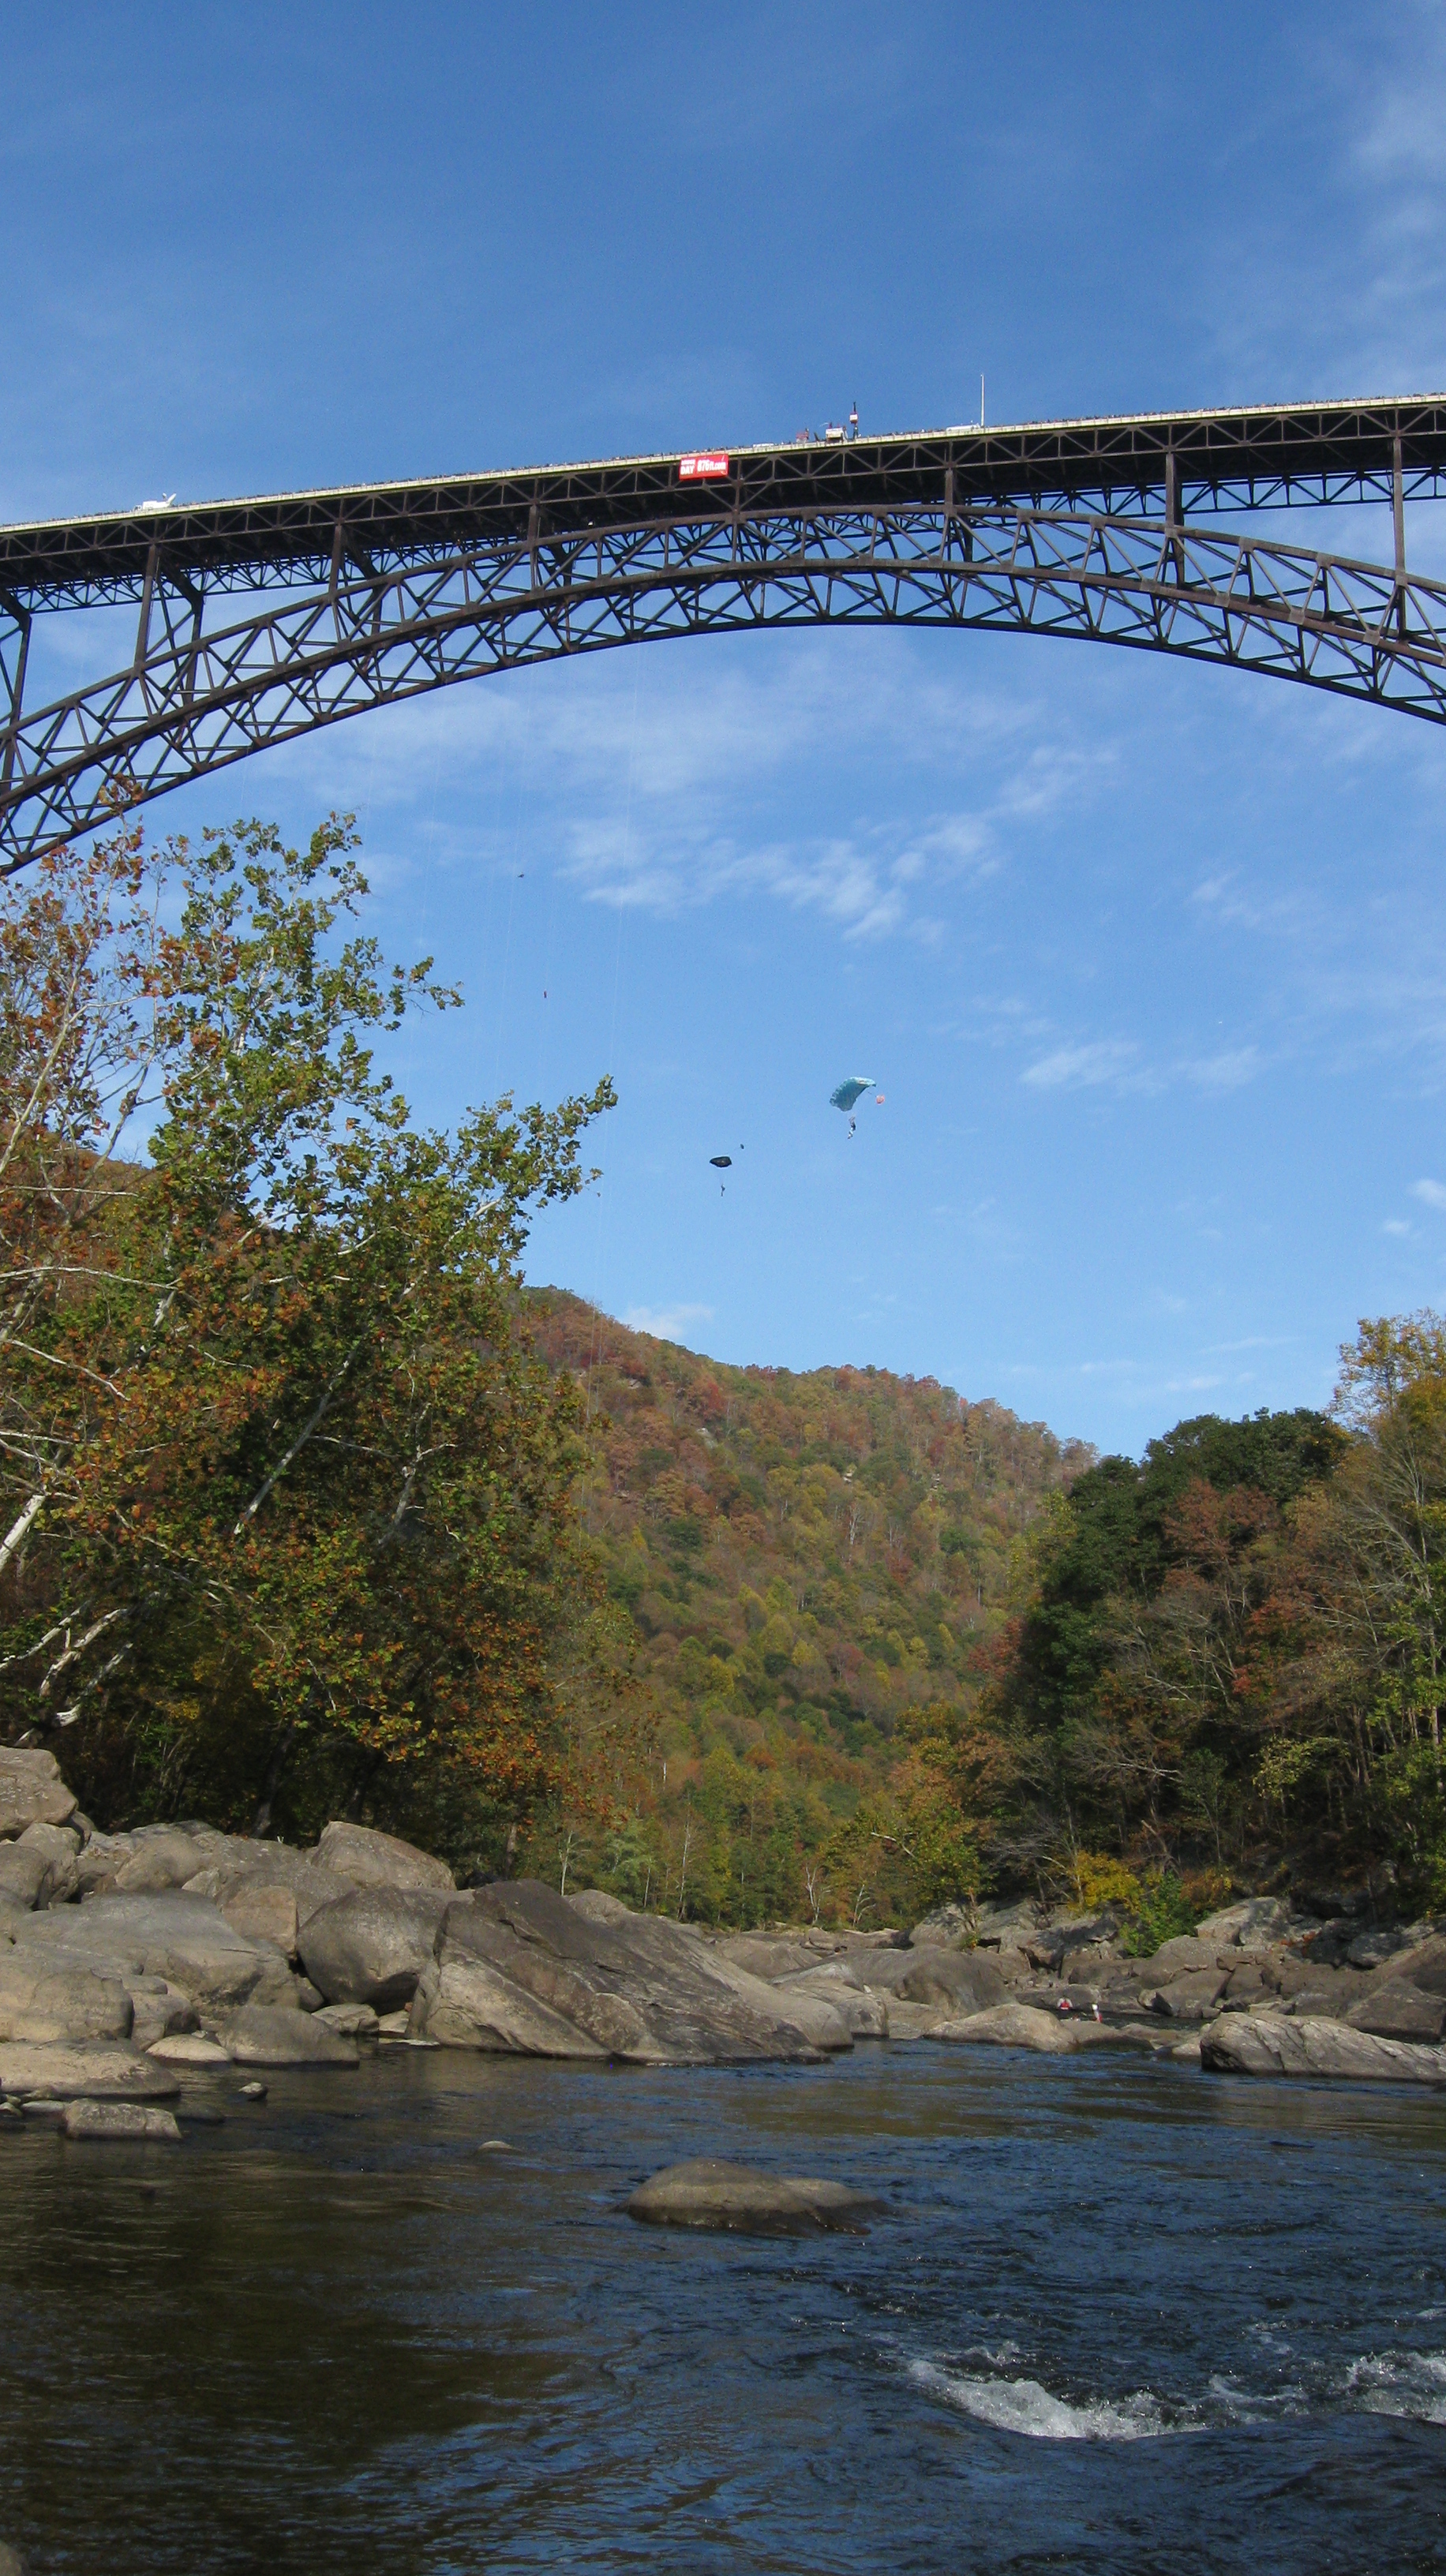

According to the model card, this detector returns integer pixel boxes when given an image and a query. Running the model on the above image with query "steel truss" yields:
[3,493,1446,871]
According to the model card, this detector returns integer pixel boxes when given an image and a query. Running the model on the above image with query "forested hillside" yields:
[519,1291,1091,1924]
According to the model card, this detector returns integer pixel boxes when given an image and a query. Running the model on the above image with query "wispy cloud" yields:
[1413,1178,1446,1211]
[623,1301,715,1345]
[1022,1039,1141,1092]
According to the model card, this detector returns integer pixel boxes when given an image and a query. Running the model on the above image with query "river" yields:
[4,2044,1445,2572]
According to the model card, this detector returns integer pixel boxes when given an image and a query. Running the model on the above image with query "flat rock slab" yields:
[223,2005,359,2066]
[61,2100,182,2142]
[1202,2012,1446,2084]
[11,1893,288,2012]
[627,2159,882,2236]
[0,2040,181,2099]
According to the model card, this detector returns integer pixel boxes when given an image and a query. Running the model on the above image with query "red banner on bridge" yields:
[679,452,731,481]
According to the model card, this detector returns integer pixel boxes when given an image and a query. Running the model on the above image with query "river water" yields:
[4,2042,1446,2573]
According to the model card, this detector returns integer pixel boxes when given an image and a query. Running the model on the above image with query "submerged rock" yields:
[627,2159,882,2234]
[1201,2012,1446,2084]
[61,2100,182,2142]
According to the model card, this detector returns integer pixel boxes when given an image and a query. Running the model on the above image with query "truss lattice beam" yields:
[2,499,1444,873]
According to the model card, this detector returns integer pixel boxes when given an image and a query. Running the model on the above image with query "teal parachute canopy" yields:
[830,1076,875,1114]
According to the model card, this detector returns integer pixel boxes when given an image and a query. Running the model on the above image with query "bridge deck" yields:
[5,394,1446,611]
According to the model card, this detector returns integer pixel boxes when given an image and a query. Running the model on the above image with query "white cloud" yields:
[1384,1217,1412,1235]
[623,1301,715,1345]
[1182,1046,1261,1092]
[1413,1178,1446,1210]
[1022,1039,1140,1092]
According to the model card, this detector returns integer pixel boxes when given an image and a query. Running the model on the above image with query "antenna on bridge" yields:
[980,373,986,431]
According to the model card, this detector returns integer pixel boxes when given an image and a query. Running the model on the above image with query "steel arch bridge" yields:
[6,392,1446,874]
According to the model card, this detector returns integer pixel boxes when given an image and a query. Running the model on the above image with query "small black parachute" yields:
[710,1155,732,1169]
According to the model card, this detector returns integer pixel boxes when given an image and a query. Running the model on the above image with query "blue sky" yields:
[8,1,1446,1455]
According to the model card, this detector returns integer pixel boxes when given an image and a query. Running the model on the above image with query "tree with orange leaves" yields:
[0,817,613,1851]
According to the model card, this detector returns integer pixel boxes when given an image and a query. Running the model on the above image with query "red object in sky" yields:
[679,452,731,481]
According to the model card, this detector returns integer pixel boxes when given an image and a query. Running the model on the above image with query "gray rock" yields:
[61,2099,182,2141]
[845,1946,1005,2013]
[219,1881,299,1957]
[0,2038,181,2099]
[1201,2012,1446,2084]
[185,1844,353,1930]
[0,1747,77,1837]
[1146,1968,1230,2020]
[1195,1897,1301,1949]
[775,1975,890,2038]
[627,2158,881,2235]
[113,1830,209,1894]
[1140,1935,1220,1980]
[1346,1926,1407,1968]
[297,1885,457,2011]
[311,2001,380,2037]
[223,2005,360,2067]
[884,1999,955,2037]
[410,1881,831,2064]
[128,1978,200,2050]
[934,2001,1083,2053]
[315,1820,455,1894]
[1345,1984,1446,2042]
[909,1901,978,1949]
[0,1953,133,2042]
[147,2032,233,2065]
[710,1930,834,1983]
[17,1818,82,1905]
[9,1891,290,2012]
[0,1845,47,1911]
[1377,1931,1446,1998]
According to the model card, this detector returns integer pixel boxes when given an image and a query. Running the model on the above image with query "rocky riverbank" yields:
[4,1743,1446,2132]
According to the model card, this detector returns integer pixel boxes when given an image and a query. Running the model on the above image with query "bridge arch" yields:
[4,395,1446,872]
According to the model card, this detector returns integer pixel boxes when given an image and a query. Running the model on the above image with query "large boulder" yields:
[1146,1968,1229,2020]
[1377,1931,1446,1998]
[1345,1985,1446,2043]
[627,2159,881,2235]
[223,2005,359,2067]
[1195,1897,1302,1949]
[0,2039,181,2099]
[844,1947,1006,2013]
[410,1881,833,2064]
[185,1843,352,1930]
[314,1821,455,1894]
[113,1829,211,1894]
[710,1931,835,1983]
[1201,2012,1446,2084]
[934,2001,1083,2053]
[776,1971,890,2038]
[0,1748,76,1838]
[0,1844,48,1912]
[0,1953,132,2043]
[17,1820,81,1905]
[297,1885,457,2012]
[219,1883,300,1958]
[9,1892,294,2013]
